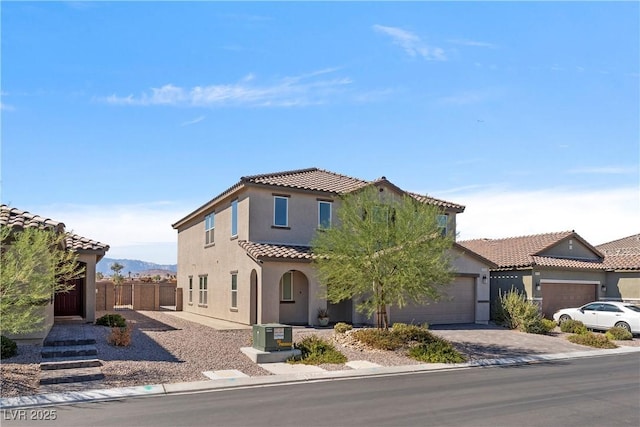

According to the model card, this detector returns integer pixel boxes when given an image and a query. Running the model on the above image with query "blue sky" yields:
[1,1,638,264]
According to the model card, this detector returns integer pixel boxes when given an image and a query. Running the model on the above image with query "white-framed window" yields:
[188,276,193,304]
[205,213,215,244]
[231,199,238,237]
[280,271,293,301]
[318,201,332,229]
[274,196,289,227]
[199,275,208,305]
[437,214,448,236]
[231,272,238,309]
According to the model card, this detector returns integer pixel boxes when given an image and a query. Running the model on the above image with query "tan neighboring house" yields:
[172,168,494,327]
[458,231,640,319]
[0,205,109,343]
[596,234,640,303]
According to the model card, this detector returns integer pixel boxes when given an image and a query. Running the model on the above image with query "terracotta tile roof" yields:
[596,234,640,270]
[239,240,313,261]
[173,168,465,228]
[596,234,640,256]
[240,168,370,194]
[1,204,109,253]
[530,255,604,270]
[458,231,597,269]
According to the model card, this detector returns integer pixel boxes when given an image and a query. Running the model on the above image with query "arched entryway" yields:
[278,270,309,325]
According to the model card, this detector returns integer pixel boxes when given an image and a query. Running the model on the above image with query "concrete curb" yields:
[2,346,639,410]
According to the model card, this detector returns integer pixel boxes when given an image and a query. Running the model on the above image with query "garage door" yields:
[541,283,597,318]
[391,276,475,325]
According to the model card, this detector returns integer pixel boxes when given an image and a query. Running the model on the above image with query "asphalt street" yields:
[2,353,638,427]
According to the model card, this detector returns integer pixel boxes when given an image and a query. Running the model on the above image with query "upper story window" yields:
[437,214,448,236]
[274,196,289,227]
[318,201,332,229]
[205,213,215,245]
[231,199,238,237]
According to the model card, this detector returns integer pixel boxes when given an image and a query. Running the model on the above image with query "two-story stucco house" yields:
[172,168,494,327]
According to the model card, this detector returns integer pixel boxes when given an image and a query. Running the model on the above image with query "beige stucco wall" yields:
[77,252,98,322]
[603,271,640,301]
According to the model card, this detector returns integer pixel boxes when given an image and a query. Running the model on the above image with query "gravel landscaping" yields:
[1,310,638,399]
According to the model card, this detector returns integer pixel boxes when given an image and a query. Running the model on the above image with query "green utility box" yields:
[252,324,293,352]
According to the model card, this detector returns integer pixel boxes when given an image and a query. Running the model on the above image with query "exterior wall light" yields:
[482,274,488,284]
[535,282,541,291]
[601,284,607,293]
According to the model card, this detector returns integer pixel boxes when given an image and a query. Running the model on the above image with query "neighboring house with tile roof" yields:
[172,168,493,327]
[458,231,640,318]
[0,205,109,343]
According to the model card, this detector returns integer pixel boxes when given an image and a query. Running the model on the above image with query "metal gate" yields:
[114,283,133,310]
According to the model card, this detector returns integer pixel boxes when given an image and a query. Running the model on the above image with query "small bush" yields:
[560,319,588,334]
[494,288,549,334]
[392,323,436,343]
[567,332,617,349]
[351,329,404,351]
[1,335,18,359]
[605,327,633,341]
[291,335,347,365]
[408,340,467,363]
[334,322,353,334]
[96,313,127,328]
[522,318,557,335]
[107,325,132,346]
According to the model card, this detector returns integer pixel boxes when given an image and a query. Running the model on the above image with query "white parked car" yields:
[553,301,640,334]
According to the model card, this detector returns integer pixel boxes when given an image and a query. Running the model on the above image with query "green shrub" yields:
[522,317,557,335]
[1,335,18,359]
[291,335,347,365]
[334,322,353,334]
[392,323,436,343]
[351,329,404,350]
[96,313,126,328]
[494,288,550,334]
[567,332,617,349]
[605,327,633,341]
[408,340,467,363]
[560,319,588,334]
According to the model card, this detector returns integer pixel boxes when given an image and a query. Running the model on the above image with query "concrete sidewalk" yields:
[2,345,639,410]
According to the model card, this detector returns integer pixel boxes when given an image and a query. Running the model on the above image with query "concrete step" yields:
[43,338,96,347]
[39,367,105,385]
[40,358,103,371]
[41,344,97,359]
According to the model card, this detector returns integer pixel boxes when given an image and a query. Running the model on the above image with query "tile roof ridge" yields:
[1,204,66,231]
[461,230,575,243]
[596,233,640,247]
[240,167,320,182]
[316,168,371,184]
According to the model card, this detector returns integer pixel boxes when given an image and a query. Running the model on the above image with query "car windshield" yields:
[623,304,640,313]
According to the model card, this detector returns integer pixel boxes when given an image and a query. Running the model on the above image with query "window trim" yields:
[205,212,215,245]
[231,199,238,237]
[188,276,193,304]
[231,272,238,309]
[273,196,289,228]
[280,271,293,302]
[198,275,208,306]
[437,214,448,236]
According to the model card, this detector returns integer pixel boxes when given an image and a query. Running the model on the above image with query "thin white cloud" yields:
[445,186,639,246]
[372,24,446,61]
[180,115,205,127]
[101,69,352,108]
[447,39,498,49]
[439,88,503,105]
[31,202,191,264]
[0,102,15,111]
[567,166,637,175]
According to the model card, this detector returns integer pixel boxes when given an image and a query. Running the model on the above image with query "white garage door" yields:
[391,276,476,325]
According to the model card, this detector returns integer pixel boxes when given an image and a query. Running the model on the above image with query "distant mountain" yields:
[97,258,177,276]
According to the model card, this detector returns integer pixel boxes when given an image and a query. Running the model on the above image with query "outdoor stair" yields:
[39,332,105,388]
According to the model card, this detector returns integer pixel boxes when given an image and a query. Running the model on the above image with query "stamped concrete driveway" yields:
[428,323,638,360]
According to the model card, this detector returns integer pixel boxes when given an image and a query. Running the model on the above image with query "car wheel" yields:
[559,314,571,323]
[614,321,631,333]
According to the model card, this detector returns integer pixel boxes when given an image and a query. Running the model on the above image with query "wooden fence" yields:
[96,281,183,311]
